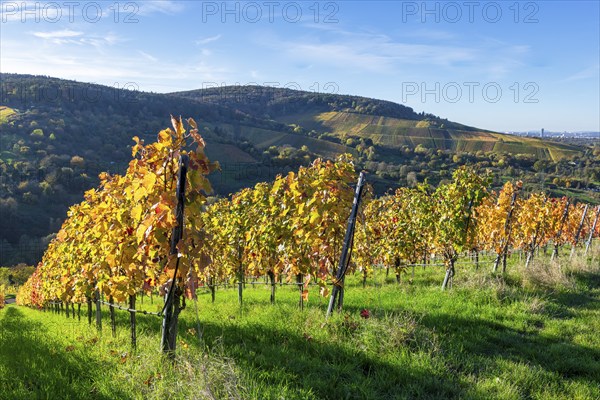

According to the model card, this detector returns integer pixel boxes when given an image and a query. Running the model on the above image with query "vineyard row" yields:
[15,117,600,352]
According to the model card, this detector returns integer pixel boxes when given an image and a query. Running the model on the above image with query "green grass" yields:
[2,249,600,399]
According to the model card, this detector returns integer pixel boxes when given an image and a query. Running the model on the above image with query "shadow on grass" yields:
[551,290,599,312]
[335,294,595,378]
[0,307,128,400]
[123,304,464,399]
[138,276,600,399]
[418,313,600,381]
[189,320,463,399]
[74,269,600,399]
[571,270,600,290]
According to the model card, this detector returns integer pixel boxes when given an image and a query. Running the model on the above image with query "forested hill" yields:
[0,74,299,264]
[171,85,487,131]
[172,85,425,121]
[0,74,597,266]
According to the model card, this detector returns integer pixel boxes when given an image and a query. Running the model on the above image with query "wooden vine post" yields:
[268,271,276,304]
[237,245,243,306]
[209,277,216,303]
[525,203,545,269]
[129,294,137,349]
[297,274,304,310]
[87,296,93,325]
[551,200,570,260]
[525,218,542,268]
[95,290,102,331]
[161,155,188,357]
[109,296,116,337]
[492,186,520,274]
[326,171,366,318]
[570,204,589,259]
[585,205,600,256]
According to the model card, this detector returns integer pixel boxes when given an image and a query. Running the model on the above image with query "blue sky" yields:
[1,1,598,132]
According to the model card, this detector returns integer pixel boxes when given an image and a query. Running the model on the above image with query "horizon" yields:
[1,1,599,132]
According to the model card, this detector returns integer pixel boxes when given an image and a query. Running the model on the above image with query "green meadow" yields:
[1,248,599,399]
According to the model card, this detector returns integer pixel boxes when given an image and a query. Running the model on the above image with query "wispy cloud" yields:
[0,1,41,23]
[260,31,478,74]
[137,1,185,16]
[195,34,222,46]
[31,29,83,39]
[480,43,531,79]
[0,36,232,92]
[138,51,158,63]
[28,29,121,48]
[402,29,457,41]
[2,1,184,24]
[564,64,600,82]
[257,28,532,80]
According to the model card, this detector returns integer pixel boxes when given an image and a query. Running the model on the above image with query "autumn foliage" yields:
[16,118,600,308]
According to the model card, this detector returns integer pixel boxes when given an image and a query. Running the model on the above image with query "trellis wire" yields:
[98,299,162,317]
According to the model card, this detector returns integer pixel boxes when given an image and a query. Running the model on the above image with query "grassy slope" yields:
[1,249,600,399]
[278,111,583,161]
[213,122,356,159]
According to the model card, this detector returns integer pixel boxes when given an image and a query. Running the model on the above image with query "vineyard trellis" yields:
[16,117,600,355]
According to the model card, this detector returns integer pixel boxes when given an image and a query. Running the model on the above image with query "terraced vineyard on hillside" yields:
[278,111,583,161]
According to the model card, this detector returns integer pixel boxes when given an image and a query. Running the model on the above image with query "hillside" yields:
[171,85,583,161]
[282,111,582,160]
[0,74,598,266]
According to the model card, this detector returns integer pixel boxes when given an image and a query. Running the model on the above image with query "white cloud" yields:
[195,34,222,46]
[31,29,83,39]
[255,28,533,80]
[28,29,122,49]
[0,36,232,93]
[262,32,477,74]
[138,51,158,63]
[137,1,185,16]
[564,64,600,82]
[0,1,42,23]
[1,0,184,24]
[402,29,457,41]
